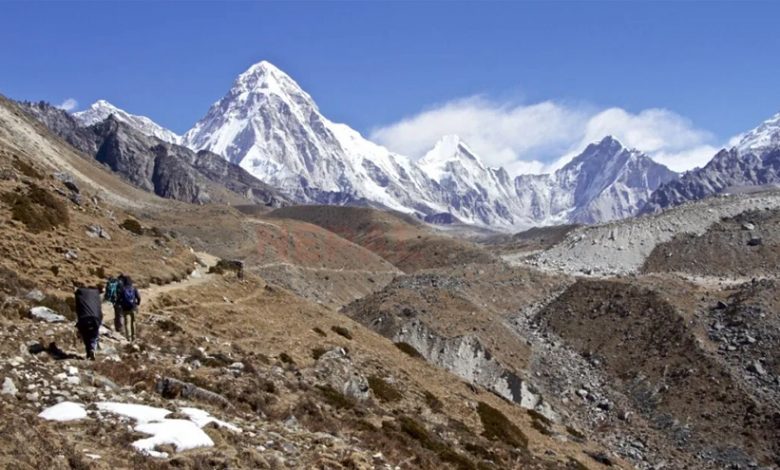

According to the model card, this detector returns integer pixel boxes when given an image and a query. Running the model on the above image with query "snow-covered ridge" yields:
[74,100,181,145]
[735,112,780,156]
[181,60,681,229]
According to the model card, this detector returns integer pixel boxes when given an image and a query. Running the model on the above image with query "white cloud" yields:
[371,97,725,176]
[56,98,78,112]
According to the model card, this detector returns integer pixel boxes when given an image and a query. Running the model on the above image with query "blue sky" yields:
[1,1,779,173]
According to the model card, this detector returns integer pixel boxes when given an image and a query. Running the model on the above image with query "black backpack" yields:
[75,287,102,335]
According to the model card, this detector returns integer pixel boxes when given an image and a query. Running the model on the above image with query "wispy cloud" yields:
[56,98,78,112]
[371,97,724,175]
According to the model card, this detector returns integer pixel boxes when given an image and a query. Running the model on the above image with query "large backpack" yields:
[104,278,120,303]
[75,287,102,336]
[120,285,137,310]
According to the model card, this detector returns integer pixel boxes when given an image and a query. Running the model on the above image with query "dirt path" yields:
[254,261,399,275]
[106,251,219,330]
[141,252,219,303]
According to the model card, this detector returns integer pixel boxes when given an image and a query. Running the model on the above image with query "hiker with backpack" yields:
[119,276,141,341]
[75,285,103,360]
[104,275,123,332]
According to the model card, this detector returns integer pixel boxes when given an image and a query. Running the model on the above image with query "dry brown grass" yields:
[1,185,69,233]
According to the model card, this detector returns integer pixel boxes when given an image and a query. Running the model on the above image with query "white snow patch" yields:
[39,401,87,421]
[180,407,242,433]
[96,402,171,423]
[132,419,214,458]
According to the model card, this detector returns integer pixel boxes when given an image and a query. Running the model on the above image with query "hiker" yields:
[119,276,141,341]
[75,285,103,360]
[104,275,123,332]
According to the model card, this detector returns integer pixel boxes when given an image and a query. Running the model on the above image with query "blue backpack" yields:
[121,286,137,310]
[104,278,120,303]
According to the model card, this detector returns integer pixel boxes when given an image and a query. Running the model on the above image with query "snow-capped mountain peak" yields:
[735,111,780,156]
[231,60,317,111]
[183,60,680,230]
[418,135,487,180]
[73,100,181,145]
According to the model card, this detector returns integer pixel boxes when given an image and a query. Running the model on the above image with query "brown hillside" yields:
[269,205,496,272]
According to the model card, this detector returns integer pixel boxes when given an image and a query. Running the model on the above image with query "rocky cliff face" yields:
[19,102,287,207]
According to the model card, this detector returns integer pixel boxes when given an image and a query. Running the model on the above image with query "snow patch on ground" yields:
[39,400,240,458]
[96,402,172,423]
[39,401,87,421]
[132,419,214,458]
[181,407,242,433]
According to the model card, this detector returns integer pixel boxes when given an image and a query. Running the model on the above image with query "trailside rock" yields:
[2,377,17,396]
[313,349,370,401]
[29,306,66,323]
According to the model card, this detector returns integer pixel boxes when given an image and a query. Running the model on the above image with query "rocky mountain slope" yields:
[645,112,780,212]
[19,101,287,207]
[1,86,615,470]
[268,205,496,272]
[74,99,182,145]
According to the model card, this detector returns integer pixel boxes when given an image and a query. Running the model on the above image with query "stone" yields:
[747,237,763,247]
[747,361,766,376]
[66,366,78,376]
[64,249,79,260]
[2,377,17,395]
[741,222,755,231]
[86,225,111,240]
[24,289,45,302]
[29,307,66,323]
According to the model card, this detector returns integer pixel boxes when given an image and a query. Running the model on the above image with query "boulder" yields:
[747,237,763,247]
[314,348,370,401]
[29,306,66,323]
[747,361,767,376]
[1,377,17,396]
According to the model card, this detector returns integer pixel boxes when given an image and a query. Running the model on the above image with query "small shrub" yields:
[12,158,42,179]
[331,325,352,340]
[2,185,69,233]
[311,347,329,361]
[368,375,402,403]
[530,418,553,436]
[476,402,528,449]
[120,218,143,235]
[317,385,355,409]
[312,327,327,337]
[566,425,586,440]
[278,352,295,365]
[526,408,552,426]
[49,265,60,276]
[157,318,183,334]
[423,390,443,412]
[395,342,423,359]
[399,416,476,470]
